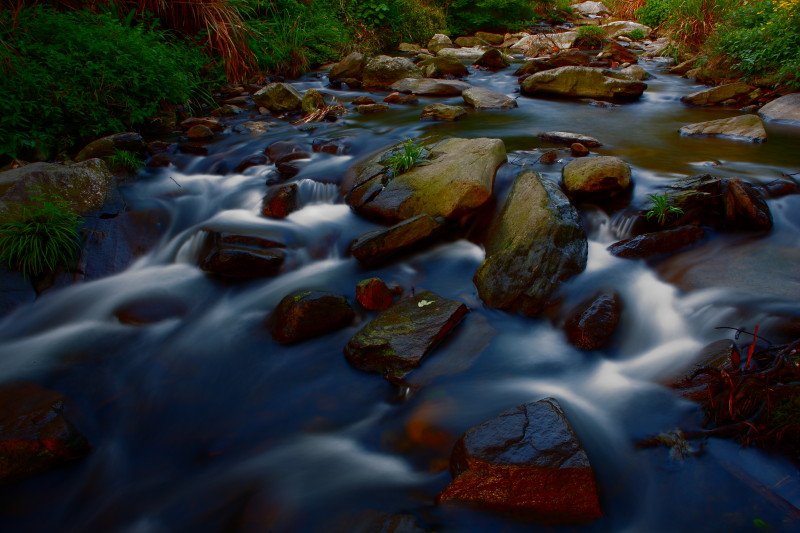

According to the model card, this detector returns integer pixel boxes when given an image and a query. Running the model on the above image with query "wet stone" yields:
[180,117,223,131]
[564,292,622,350]
[198,231,286,278]
[540,131,602,147]
[539,151,559,165]
[265,141,312,163]
[187,124,214,140]
[234,154,268,173]
[344,290,469,383]
[356,277,395,310]
[571,142,590,157]
[178,143,209,156]
[438,398,602,523]
[312,138,350,155]
[270,290,355,344]
[352,96,376,105]
[0,382,91,482]
[357,103,390,114]
[420,104,467,121]
[608,225,706,259]
[261,183,299,219]
[350,214,444,268]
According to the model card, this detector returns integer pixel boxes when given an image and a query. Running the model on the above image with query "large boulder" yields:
[362,56,423,89]
[0,382,91,482]
[270,290,355,344]
[474,49,509,69]
[253,83,302,113]
[562,156,631,199]
[438,398,602,523]
[598,41,638,64]
[301,89,327,114]
[475,31,504,46]
[548,49,591,68]
[390,78,472,96]
[572,1,611,16]
[474,171,587,316]
[350,214,444,268]
[74,132,145,162]
[328,52,365,82]
[421,104,468,121]
[436,47,487,61]
[521,66,647,100]
[515,58,557,77]
[462,87,517,109]
[418,56,469,78]
[509,33,578,56]
[0,159,112,214]
[427,34,453,54]
[344,290,469,383]
[679,114,767,143]
[680,81,752,106]
[344,137,506,224]
[198,231,286,278]
[600,21,652,40]
[758,93,800,124]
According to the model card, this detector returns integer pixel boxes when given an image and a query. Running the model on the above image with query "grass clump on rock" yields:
[384,138,429,177]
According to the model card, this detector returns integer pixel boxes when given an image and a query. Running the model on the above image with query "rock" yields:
[598,41,638,64]
[329,52,365,82]
[521,66,647,100]
[352,96,375,105]
[345,137,506,224]
[438,398,602,523]
[474,171,587,316]
[253,83,303,113]
[510,32,578,56]
[177,143,208,156]
[436,47,487,61]
[475,31,504,45]
[301,89,326,113]
[265,141,311,163]
[564,292,622,349]
[114,296,189,325]
[74,132,145,162]
[312,138,350,155]
[571,143,590,157]
[398,42,421,53]
[234,120,271,135]
[758,93,800,124]
[357,103,390,114]
[0,382,90,482]
[223,95,248,106]
[390,78,472,96]
[187,124,214,140]
[356,277,395,310]
[619,64,651,81]
[384,92,419,105]
[261,183,299,219]
[539,151,559,165]
[680,81,752,106]
[679,114,767,143]
[198,231,286,278]
[344,290,469,383]
[418,56,469,78]
[362,56,423,89]
[270,290,355,344]
[474,49,509,69]
[454,36,481,47]
[562,156,631,199]
[421,104,467,121]
[0,159,112,214]
[515,58,556,77]
[572,1,611,15]
[235,154,268,173]
[462,87,517,109]
[608,226,706,259]
[350,214,444,268]
[211,104,243,116]
[540,131,602,147]
[427,34,453,54]
[601,21,652,40]
[548,49,591,68]
[180,117,223,131]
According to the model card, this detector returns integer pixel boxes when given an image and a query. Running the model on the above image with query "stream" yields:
[1,55,799,533]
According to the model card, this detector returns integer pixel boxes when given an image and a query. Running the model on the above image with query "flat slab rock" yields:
[758,93,800,124]
[540,131,602,147]
[679,114,767,143]
[270,290,355,344]
[390,78,472,96]
[438,398,601,523]
[344,290,468,383]
[0,382,91,481]
[198,231,286,278]
[350,214,443,268]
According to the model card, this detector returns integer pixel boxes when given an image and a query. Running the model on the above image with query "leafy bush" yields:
[635,0,676,28]
[636,0,739,50]
[0,192,81,278]
[0,7,208,160]
[447,0,537,34]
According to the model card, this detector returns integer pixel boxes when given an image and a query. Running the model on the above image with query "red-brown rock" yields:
[270,290,355,344]
[350,214,443,268]
[564,292,622,349]
[0,382,90,482]
[352,96,376,105]
[356,277,395,310]
[235,154,268,173]
[262,184,299,219]
[608,225,705,259]
[265,141,311,163]
[198,231,286,278]
[438,398,601,523]
[571,142,590,157]
[539,150,558,165]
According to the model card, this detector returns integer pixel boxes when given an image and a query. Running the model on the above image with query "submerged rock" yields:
[270,290,355,344]
[438,398,602,523]
[198,231,286,278]
[758,93,800,124]
[344,291,468,382]
[0,382,91,482]
[562,155,631,199]
[356,277,395,310]
[253,83,303,113]
[421,103,467,121]
[564,292,622,350]
[679,114,767,143]
[474,171,587,316]
[680,81,752,106]
[345,137,506,224]
[608,226,706,259]
[462,87,517,109]
[362,56,423,89]
[521,66,647,100]
[390,78,472,96]
[350,214,444,268]
[261,183,299,219]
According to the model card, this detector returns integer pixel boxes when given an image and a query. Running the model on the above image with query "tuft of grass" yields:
[627,28,646,40]
[645,192,684,226]
[384,138,428,177]
[0,192,81,278]
[576,25,606,47]
[106,149,142,173]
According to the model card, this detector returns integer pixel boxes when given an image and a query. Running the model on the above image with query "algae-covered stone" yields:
[474,171,587,316]
[329,52,365,82]
[474,49,509,69]
[253,83,302,113]
[421,103,468,121]
[418,56,469,78]
[475,31,504,46]
[521,66,647,100]
[562,155,631,198]
[344,290,468,382]
[301,89,327,113]
[344,137,506,224]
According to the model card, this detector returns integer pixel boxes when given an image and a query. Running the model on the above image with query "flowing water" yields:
[1,57,800,532]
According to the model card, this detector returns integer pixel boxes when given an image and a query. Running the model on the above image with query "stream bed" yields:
[1,56,800,533]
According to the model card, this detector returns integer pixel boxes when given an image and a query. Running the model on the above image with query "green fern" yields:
[645,192,684,226]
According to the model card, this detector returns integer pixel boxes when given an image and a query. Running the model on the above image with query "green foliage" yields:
[107,149,143,173]
[627,28,646,40]
[0,6,208,161]
[0,192,81,278]
[447,0,538,34]
[384,139,429,177]
[636,0,739,52]
[635,0,676,28]
[645,192,684,226]
[577,25,606,46]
